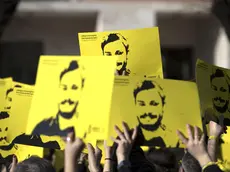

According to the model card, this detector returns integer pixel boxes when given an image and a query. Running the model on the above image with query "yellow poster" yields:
[0,78,13,112]
[196,59,230,127]
[78,27,163,77]
[7,87,64,150]
[26,56,116,144]
[0,143,43,163]
[7,87,34,142]
[107,76,202,147]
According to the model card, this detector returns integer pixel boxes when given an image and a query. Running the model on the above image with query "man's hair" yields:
[182,152,201,172]
[5,84,22,98]
[6,88,13,98]
[59,60,85,88]
[15,156,56,172]
[101,33,129,55]
[133,80,166,106]
[210,68,230,91]
[14,85,22,88]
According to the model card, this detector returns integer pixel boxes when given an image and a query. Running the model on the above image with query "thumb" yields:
[9,155,17,172]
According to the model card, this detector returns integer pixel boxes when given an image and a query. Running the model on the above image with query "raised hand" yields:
[111,122,138,164]
[87,143,102,172]
[64,132,85,172]
[176,124,211,167]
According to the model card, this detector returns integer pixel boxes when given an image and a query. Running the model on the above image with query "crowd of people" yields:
[0,119,227,172]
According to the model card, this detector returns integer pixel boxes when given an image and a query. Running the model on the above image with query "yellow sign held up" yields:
[78,27,163,77]
[196,59,230,126]
[26,55,117,146]
[107,76,202,147]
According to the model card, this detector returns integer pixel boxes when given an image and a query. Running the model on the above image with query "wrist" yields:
[197,154,212,167]
[117,154,128,164]
[209,135,219,140]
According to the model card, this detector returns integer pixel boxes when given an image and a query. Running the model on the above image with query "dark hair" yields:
[15,156,56,172]
[0,112,9,119]
[182,152,201,172]
[101,33,129,55]
[5,85,22,99]
[146,148,176,169]
[6,88,13,97]
[210,69,230,90]
[59,60,85,88]
[133,80,165,106]
[14,85,22,88]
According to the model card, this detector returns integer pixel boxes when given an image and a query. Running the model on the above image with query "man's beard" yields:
[59,99,78,119]
[213,97,229,113]
[137,113,163,132]
[117,61,127,75]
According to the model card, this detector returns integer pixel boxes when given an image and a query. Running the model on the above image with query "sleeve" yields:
[203,164,223,172]
[117,161,132,172]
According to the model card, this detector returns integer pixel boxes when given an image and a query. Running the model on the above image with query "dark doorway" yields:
[161,47,194,80]
[0,41,43,85]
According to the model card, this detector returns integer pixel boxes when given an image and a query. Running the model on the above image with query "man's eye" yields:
[61,86,67,90]
[72,85,78,90]
[211,85,217,91]
[150,101,159,106]
[220,87,227,92]
[115,51,124,55]
[105,52,112,56]
[137,102,145,106]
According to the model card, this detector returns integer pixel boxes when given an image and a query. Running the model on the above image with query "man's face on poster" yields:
[211,76,229,113]
[103,40,127,71]
[59,69,82,119]
[5,91,13,110]
[136,89,163,132]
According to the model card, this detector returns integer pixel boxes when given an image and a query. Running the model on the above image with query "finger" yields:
[104,140,107,149]
[176,130,188,145]
[114,125,126,141]
[66,132,75,143]
[87,143,96,162]
[9,155,17,172]
[95,146,102,163]
[194,126,199,141]
[131,126,138,141]
[122,122,131,142]
[186,124,194,141]
[200,134,205,143]
[111,136,120,144]
[74,137,85,151]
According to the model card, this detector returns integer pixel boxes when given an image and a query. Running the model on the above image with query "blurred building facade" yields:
[0,0,229,83]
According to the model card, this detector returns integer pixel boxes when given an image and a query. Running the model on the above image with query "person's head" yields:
[181,152,201,172]
[101,33,129,75]
[210,69,230,113]
[5,88,13,110]
[146,148,176,169]
[4,84,22,111]
[59,60,85,119]
[133,80,165,132]
[15,156,56,172]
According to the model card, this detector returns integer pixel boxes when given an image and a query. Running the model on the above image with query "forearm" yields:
[103,160,114,172]
[207,139,218,162]
[196,153,212,168]
[65,157,76,172]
